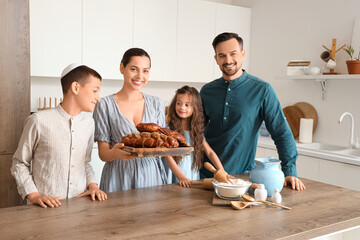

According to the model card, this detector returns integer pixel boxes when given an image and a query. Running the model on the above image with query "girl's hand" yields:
[26,192,62,208]
[75,183,108,201]
[178,178,191,188]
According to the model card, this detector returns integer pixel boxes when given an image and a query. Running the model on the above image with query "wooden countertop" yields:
[1,177,360,240]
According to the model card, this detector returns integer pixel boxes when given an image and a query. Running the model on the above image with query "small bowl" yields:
[304,67,321,75]
[212,179,252,200]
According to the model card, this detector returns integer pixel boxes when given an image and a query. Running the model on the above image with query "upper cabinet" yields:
[83,0,134,80]
[30,0,251,82]
[30,0,82,77]
[133,0,177,82]
[176,0,216,82]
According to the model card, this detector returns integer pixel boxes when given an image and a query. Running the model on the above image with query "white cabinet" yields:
[319,160,360,191]
[176,0,216,82]
[30,0,82,77]
[82,0,134,80]
[296,155,320,181]
[134,0,177,82]
[214,3,252,78]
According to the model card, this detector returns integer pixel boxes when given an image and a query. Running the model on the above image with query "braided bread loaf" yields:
[121,132,179,148]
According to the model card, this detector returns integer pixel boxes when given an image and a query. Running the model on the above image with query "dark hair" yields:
[168,85,204,171]
[121,48,151,68]
[61,66,102,94]
[212,32,243,51]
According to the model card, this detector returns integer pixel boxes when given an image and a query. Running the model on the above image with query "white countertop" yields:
[257,136,360,166]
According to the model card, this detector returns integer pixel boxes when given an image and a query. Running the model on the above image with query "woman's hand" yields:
[75,183,107,201]
[284,176,306,191]
[178,178,191,188]
[110,143,136,161]
[98,142,136,162]
[26,192,62,208]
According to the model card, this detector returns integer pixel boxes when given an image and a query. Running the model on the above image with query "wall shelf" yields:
[278,74,360,99]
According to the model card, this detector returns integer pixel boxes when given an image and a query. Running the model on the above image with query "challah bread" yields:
[136,123,162,132]
[121,132,179,148]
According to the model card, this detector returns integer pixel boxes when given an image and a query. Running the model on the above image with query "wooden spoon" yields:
[204,162,230,183]
[231,201,260,210]
[241,194,291,210]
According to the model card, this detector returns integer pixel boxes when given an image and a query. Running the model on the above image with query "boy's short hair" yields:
[212,32,243,52]
[61,65,102,94]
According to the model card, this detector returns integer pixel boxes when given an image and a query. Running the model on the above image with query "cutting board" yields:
[293,102,318,132]
[212,192,231,205]
[283,105,304,139]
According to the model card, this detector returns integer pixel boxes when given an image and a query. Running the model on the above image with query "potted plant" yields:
[343,45,360,74]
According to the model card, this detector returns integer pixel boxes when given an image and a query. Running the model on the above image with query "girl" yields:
[166,86,225,187]
[93,48,167,192]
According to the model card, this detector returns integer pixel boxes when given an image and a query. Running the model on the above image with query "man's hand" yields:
[26,192,62,208]
[75,183,107,201]
[284,176,306,191]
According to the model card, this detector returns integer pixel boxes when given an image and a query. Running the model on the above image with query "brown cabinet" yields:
[0,0,30,208]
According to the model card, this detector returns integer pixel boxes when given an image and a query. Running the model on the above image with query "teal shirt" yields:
[200,71,298,178]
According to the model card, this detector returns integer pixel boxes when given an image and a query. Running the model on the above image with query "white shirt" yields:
[11,105,97,199]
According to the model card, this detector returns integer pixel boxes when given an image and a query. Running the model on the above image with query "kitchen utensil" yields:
[204,162,229,183]
[283,105,305,139]
[293,102,318,132]
[191,178,214,190]
[230,201,261,210]
[304,67,321,75]
[241,194,291,210]
[120,146,193,157]
[212,179,252,200]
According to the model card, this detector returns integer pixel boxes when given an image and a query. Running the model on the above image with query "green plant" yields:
[343,45,360,60]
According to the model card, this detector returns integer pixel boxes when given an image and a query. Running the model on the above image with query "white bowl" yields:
[212,179,252,200]
[304,67,321,75]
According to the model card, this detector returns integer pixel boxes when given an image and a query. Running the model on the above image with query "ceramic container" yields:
[212,179,252,200]
[254,183,267,201]
[249,157,285,196]
[271,188,282,204]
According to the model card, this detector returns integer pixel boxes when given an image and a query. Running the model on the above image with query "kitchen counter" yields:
[1,177,360,240]
[258,136,360,166]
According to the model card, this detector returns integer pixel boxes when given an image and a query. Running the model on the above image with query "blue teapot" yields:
[249,157,285,196]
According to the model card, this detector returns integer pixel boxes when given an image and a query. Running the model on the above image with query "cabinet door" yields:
[214,4,252,79]
[30,0,82,77]
[83,0,134,80]
[296,155,320,181]
[176,0,216,82]
[319,160,360,191]
[134,0,177,82]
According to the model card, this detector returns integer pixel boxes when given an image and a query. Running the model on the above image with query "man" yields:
[200,32,305,191]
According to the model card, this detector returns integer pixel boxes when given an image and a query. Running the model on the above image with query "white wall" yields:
[32,0,360,148]
[230,0,360,147]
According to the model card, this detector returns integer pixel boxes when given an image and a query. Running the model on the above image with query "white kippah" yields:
[61,63,84,78]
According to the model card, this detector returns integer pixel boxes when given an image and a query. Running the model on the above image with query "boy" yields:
[11,63,108,208]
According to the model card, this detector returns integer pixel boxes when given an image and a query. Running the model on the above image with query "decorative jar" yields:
[249,157,285,196]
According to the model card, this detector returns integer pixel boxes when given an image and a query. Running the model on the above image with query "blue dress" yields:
[93,94,167,192]
[167,130,200,184]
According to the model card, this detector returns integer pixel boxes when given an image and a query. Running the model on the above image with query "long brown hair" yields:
[168,86,204,171]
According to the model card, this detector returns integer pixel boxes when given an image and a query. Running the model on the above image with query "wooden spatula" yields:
[204,162,230,183]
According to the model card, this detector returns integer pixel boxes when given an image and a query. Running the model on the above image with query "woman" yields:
[93,48,167,192]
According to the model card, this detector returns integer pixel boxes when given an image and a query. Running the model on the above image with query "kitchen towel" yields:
[299,118,313,143]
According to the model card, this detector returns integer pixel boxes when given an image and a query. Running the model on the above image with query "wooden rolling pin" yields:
[191,178,214,190]
[191,178,258,190]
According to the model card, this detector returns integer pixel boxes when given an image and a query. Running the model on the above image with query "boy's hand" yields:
[75,183,107,201]
[26,192,62,208]
[111,143,136,161]
[178,178,191,188]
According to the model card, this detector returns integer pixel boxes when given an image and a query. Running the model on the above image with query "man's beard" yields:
[221,62,241,76]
